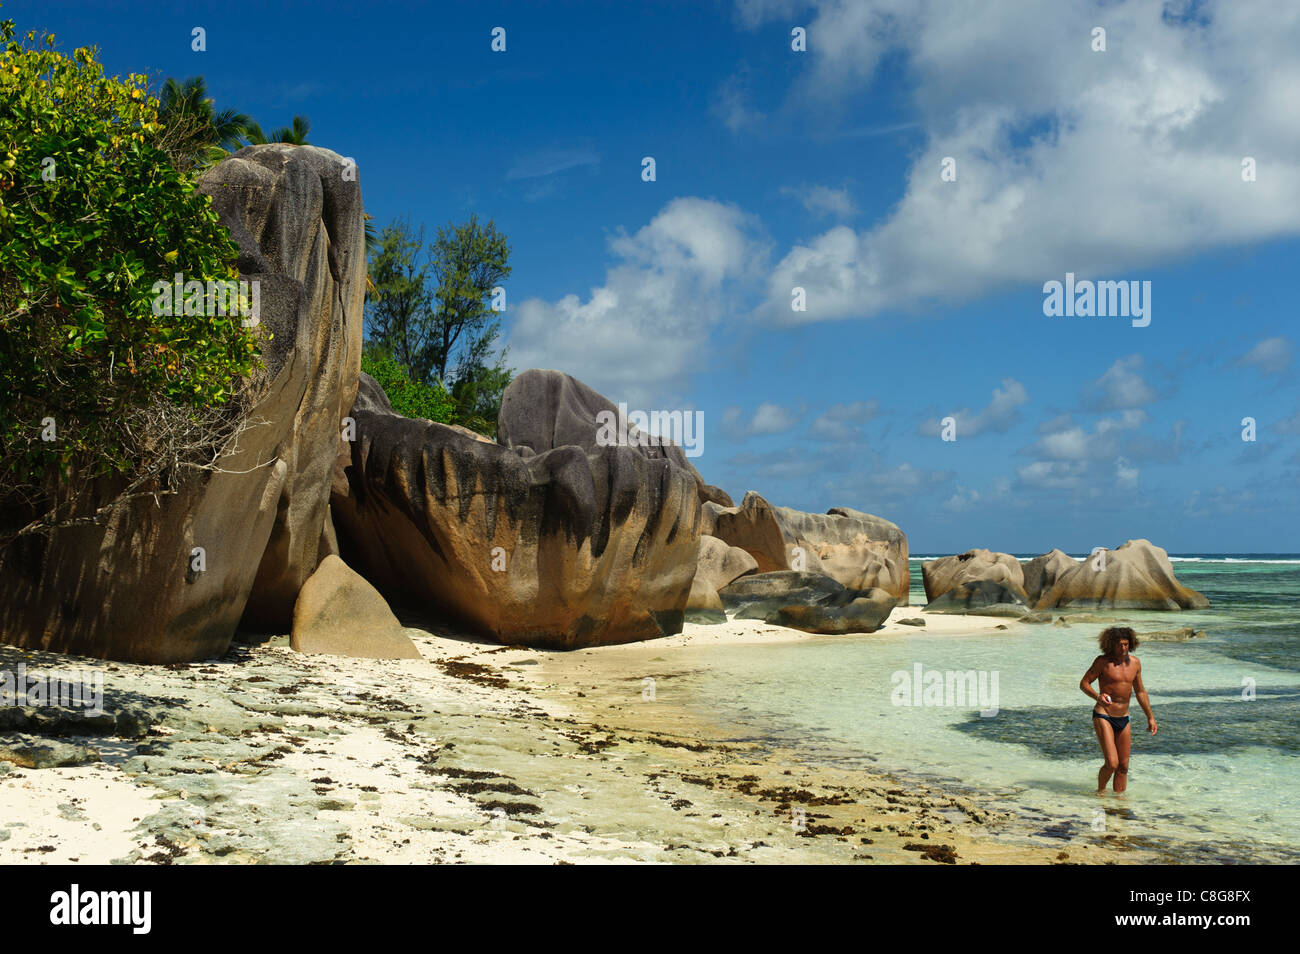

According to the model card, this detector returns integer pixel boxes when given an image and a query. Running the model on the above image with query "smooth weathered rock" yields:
[1022,549,1079,605]
[684,536,757,624]
[1035,540,1210,611]
[895,617,927,627]
[0,706,156,739]
[209,146,366,631]
[719,571,846,614]
[0,738,100,769]
[702,485,734,508]
[719,571,894,632]
[497,368,717,503]
[693,535,758,595]
[699,501,723,538]
[775,590,896,634]
[332,374,701,649]
[772,505,910,603]
[0,145,364,662]
[448,424,495,445]
[708,492,796,573]
[923,549,1027,603]
[291,555,419,659]
[684,578,727,624]
[924,580,1029,617]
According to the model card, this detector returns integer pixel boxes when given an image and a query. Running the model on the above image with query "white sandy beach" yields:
[0,607,1159,865]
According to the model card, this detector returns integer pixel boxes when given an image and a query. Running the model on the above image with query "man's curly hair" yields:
[1099,626,1139,654]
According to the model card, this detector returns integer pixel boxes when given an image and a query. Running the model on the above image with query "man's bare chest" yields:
[1101,660,1136,684]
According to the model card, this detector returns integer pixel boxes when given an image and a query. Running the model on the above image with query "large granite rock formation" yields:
[0,145,364,663]
[923,549,1027,603]
[685,535,758,623]
[1022,549,1079,605]
[718,570,896,634]
[331,373,701,649]
[694,535,759,592]
[1034,539,1209,610]
[205,146,365,630]
[924,580,1029,618]
[773,505,909,604]
[705,492,797,572]
[703,486,734,508]
[703,497,909,603]
[497,369,729,505]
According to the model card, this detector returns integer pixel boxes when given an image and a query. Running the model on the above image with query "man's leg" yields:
[1093,716,1118,793]
[1113,722,1132,794]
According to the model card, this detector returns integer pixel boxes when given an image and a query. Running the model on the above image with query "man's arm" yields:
[1133,659,1157,735]
[1080,657,1105,703]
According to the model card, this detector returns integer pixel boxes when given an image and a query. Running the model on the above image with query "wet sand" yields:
[523,611,1167,865]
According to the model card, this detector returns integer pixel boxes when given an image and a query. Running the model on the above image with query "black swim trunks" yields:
[1092,710,1130,733]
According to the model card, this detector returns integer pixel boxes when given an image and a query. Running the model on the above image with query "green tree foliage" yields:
[428,214,511,385]
[152,75,315,168]
[365,218,435,381]
[363,216,512,436]
[244,115,311,146]
[155,75,249,171]
[360,350,455,424]
[448,330,512,435]
[0,20,259,539]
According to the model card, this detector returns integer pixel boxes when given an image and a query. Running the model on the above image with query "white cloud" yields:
[1011,408,1152,497]
[1037,412,1074,434]
[1015,459,1090,491]
[942,485,981,512]
[809,400,879,441]
[608,198,759,285]
[743,0,1300,323]
[781,183,858,218]
[1116,456,1139,488]
[1083,355,1158,411]
[1034,427,1092,461]
[1024,409,1147,462]
[751,402,801,434]
[722,402,803,439]
[921,378,1028,438]
[507,198,763,405]
[1235,336,1294,375]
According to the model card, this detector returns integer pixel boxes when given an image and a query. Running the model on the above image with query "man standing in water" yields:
[1080,627,1157,794]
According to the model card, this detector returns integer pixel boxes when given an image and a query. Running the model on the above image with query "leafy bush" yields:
[0,18,259,535]
[361,351,456,425]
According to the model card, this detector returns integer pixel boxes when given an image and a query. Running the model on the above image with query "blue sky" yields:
[15,0,1300,553]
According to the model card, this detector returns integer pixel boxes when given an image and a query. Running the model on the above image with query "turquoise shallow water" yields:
[671,556,1300,862]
